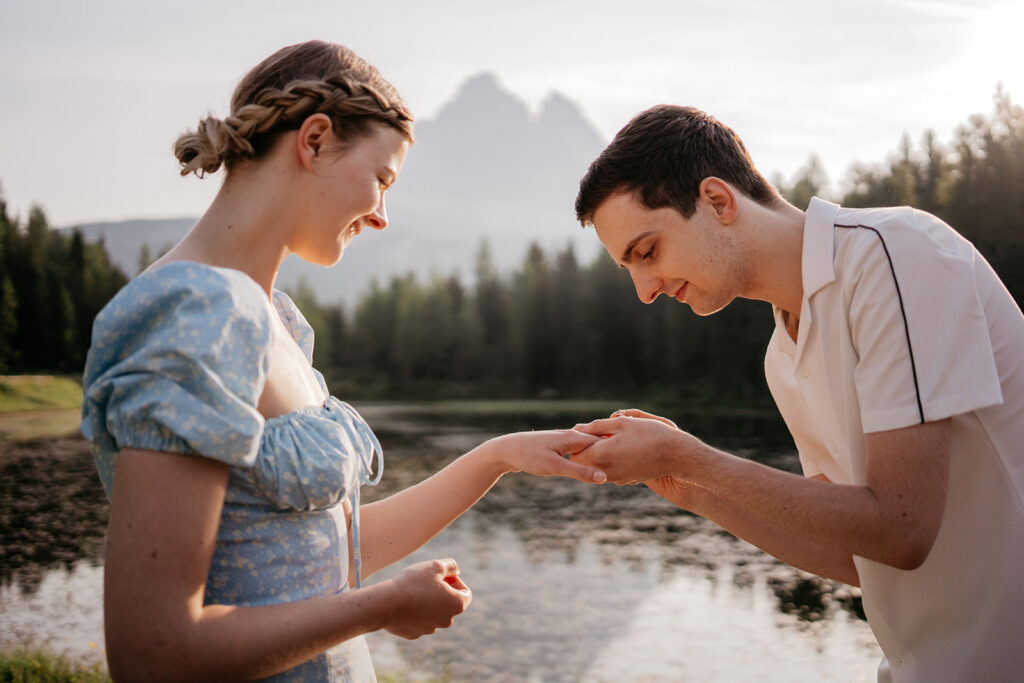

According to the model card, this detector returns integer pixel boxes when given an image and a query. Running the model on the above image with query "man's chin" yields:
[688,296,733,317]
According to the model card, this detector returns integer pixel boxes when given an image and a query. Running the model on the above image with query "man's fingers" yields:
[558,430,601,454]
[573,417,622,435]
[615,408,678,429]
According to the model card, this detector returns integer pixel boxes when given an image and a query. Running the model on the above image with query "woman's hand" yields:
[380,558,473,639]
[479,429,607,484]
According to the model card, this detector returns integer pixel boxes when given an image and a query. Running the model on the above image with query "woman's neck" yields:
[159,165,297,297]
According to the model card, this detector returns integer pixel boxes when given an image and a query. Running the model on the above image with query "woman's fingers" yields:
[435,557,460,579]
[551,430,606,482]
[443,574,470,591]
[435,558,472,601]
[553,455,607,483]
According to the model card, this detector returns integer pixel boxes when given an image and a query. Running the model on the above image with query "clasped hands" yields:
[495,408,693,487]
[568,408,702,489]
[482,408,695,487]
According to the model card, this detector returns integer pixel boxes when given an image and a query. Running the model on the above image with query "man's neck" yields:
[739,197,806,319]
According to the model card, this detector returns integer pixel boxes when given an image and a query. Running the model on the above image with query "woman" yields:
[81,40,605,682]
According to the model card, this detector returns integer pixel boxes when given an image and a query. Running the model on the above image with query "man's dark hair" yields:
[575,105,779,225]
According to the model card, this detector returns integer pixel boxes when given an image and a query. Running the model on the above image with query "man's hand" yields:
[572,409,705,485]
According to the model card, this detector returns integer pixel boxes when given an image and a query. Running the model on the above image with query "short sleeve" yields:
[81,263,273,492]
[844,212,1003,433]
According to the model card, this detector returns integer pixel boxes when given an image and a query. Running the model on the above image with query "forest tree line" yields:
[299,86,1024,403]
[0,195,126,374]
[1,88,1021,404]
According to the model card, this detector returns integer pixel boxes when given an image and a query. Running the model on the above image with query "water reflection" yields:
[0,403,881,680]
[360,403,879,681]
[0,437,107,593]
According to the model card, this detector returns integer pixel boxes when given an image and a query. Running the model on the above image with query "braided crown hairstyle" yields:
[175,40,414,177]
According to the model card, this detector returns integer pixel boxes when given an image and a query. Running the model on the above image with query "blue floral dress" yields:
[81,262,383,682]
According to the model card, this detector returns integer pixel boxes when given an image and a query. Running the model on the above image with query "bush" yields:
[0,648,109,682]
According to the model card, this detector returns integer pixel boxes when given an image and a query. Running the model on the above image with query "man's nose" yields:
[630,271,660,304]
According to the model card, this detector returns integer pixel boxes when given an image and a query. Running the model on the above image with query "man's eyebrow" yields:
[619,231,654,267]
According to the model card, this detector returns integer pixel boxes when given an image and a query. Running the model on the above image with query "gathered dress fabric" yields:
[81,262,383,682]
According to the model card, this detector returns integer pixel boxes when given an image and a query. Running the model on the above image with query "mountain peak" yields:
[538,91,595,130]
[433,71,530,126]
[461,71,503,94]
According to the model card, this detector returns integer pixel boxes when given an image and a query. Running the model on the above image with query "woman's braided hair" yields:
[175,40,413,177]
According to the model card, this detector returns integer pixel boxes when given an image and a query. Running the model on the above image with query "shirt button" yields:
[801,368,810,378]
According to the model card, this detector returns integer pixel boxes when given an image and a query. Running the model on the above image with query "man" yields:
[571,105,1024,682]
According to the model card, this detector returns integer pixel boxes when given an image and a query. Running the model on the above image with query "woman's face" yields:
[296,123,410,266]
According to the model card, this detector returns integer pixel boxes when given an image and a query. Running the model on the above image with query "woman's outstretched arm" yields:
[104,448,471,682]
[356,429,605,580]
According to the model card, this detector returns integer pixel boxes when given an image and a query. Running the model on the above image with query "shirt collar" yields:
[802,196,840,301]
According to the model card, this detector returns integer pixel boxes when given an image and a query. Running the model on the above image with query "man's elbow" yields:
[884,525,940,571]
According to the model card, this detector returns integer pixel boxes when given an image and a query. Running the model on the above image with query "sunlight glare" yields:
[968,1,1024,97]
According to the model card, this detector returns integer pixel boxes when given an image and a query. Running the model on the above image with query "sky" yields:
[1,0,1022,227]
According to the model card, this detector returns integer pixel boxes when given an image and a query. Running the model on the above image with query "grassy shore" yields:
[0,376,83,441]
[0,376,82,413]
[0,648,109,683]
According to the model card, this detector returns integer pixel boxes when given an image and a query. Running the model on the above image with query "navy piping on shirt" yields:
[834,223,926,424]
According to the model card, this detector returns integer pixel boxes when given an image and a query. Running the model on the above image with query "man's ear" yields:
[296,113,333,171]
[699,177,739,225]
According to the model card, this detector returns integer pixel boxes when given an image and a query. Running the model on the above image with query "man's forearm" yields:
[655,476,860,584]
[664,428,947,571]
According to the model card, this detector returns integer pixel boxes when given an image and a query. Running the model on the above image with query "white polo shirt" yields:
[764,198,1024,682]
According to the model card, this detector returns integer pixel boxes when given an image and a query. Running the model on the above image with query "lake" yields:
[0,402,881,682]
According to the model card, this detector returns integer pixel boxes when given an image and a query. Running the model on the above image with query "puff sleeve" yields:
[81,263,273,496]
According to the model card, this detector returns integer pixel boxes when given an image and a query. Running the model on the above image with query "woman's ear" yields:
[296,113,333,171]
[699,177,739,225]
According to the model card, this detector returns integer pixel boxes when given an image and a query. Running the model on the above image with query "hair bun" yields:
[173,115,255,178]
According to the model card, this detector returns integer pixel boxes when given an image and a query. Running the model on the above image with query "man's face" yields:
[591,191,746,316]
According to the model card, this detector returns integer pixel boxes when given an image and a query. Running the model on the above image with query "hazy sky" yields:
[2,0,1021,226]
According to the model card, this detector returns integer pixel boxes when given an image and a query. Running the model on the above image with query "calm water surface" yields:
[0,402,881,681]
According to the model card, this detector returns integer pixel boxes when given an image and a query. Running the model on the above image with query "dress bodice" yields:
[81,262,382,681]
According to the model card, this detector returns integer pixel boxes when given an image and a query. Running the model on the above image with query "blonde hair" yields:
[174,40,413,177]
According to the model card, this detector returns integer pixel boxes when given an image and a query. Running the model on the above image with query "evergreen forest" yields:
[1,89,1021,406]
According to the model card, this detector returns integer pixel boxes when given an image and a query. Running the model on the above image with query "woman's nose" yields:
[362,195,389,231]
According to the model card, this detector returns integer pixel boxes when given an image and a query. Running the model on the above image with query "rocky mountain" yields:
[63,73,607,304]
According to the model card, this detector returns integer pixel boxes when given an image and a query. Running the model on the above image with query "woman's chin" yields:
[298,245,346,268]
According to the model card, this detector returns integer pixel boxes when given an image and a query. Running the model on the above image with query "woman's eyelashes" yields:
[377,171,397,191]
[640,245,656,263]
